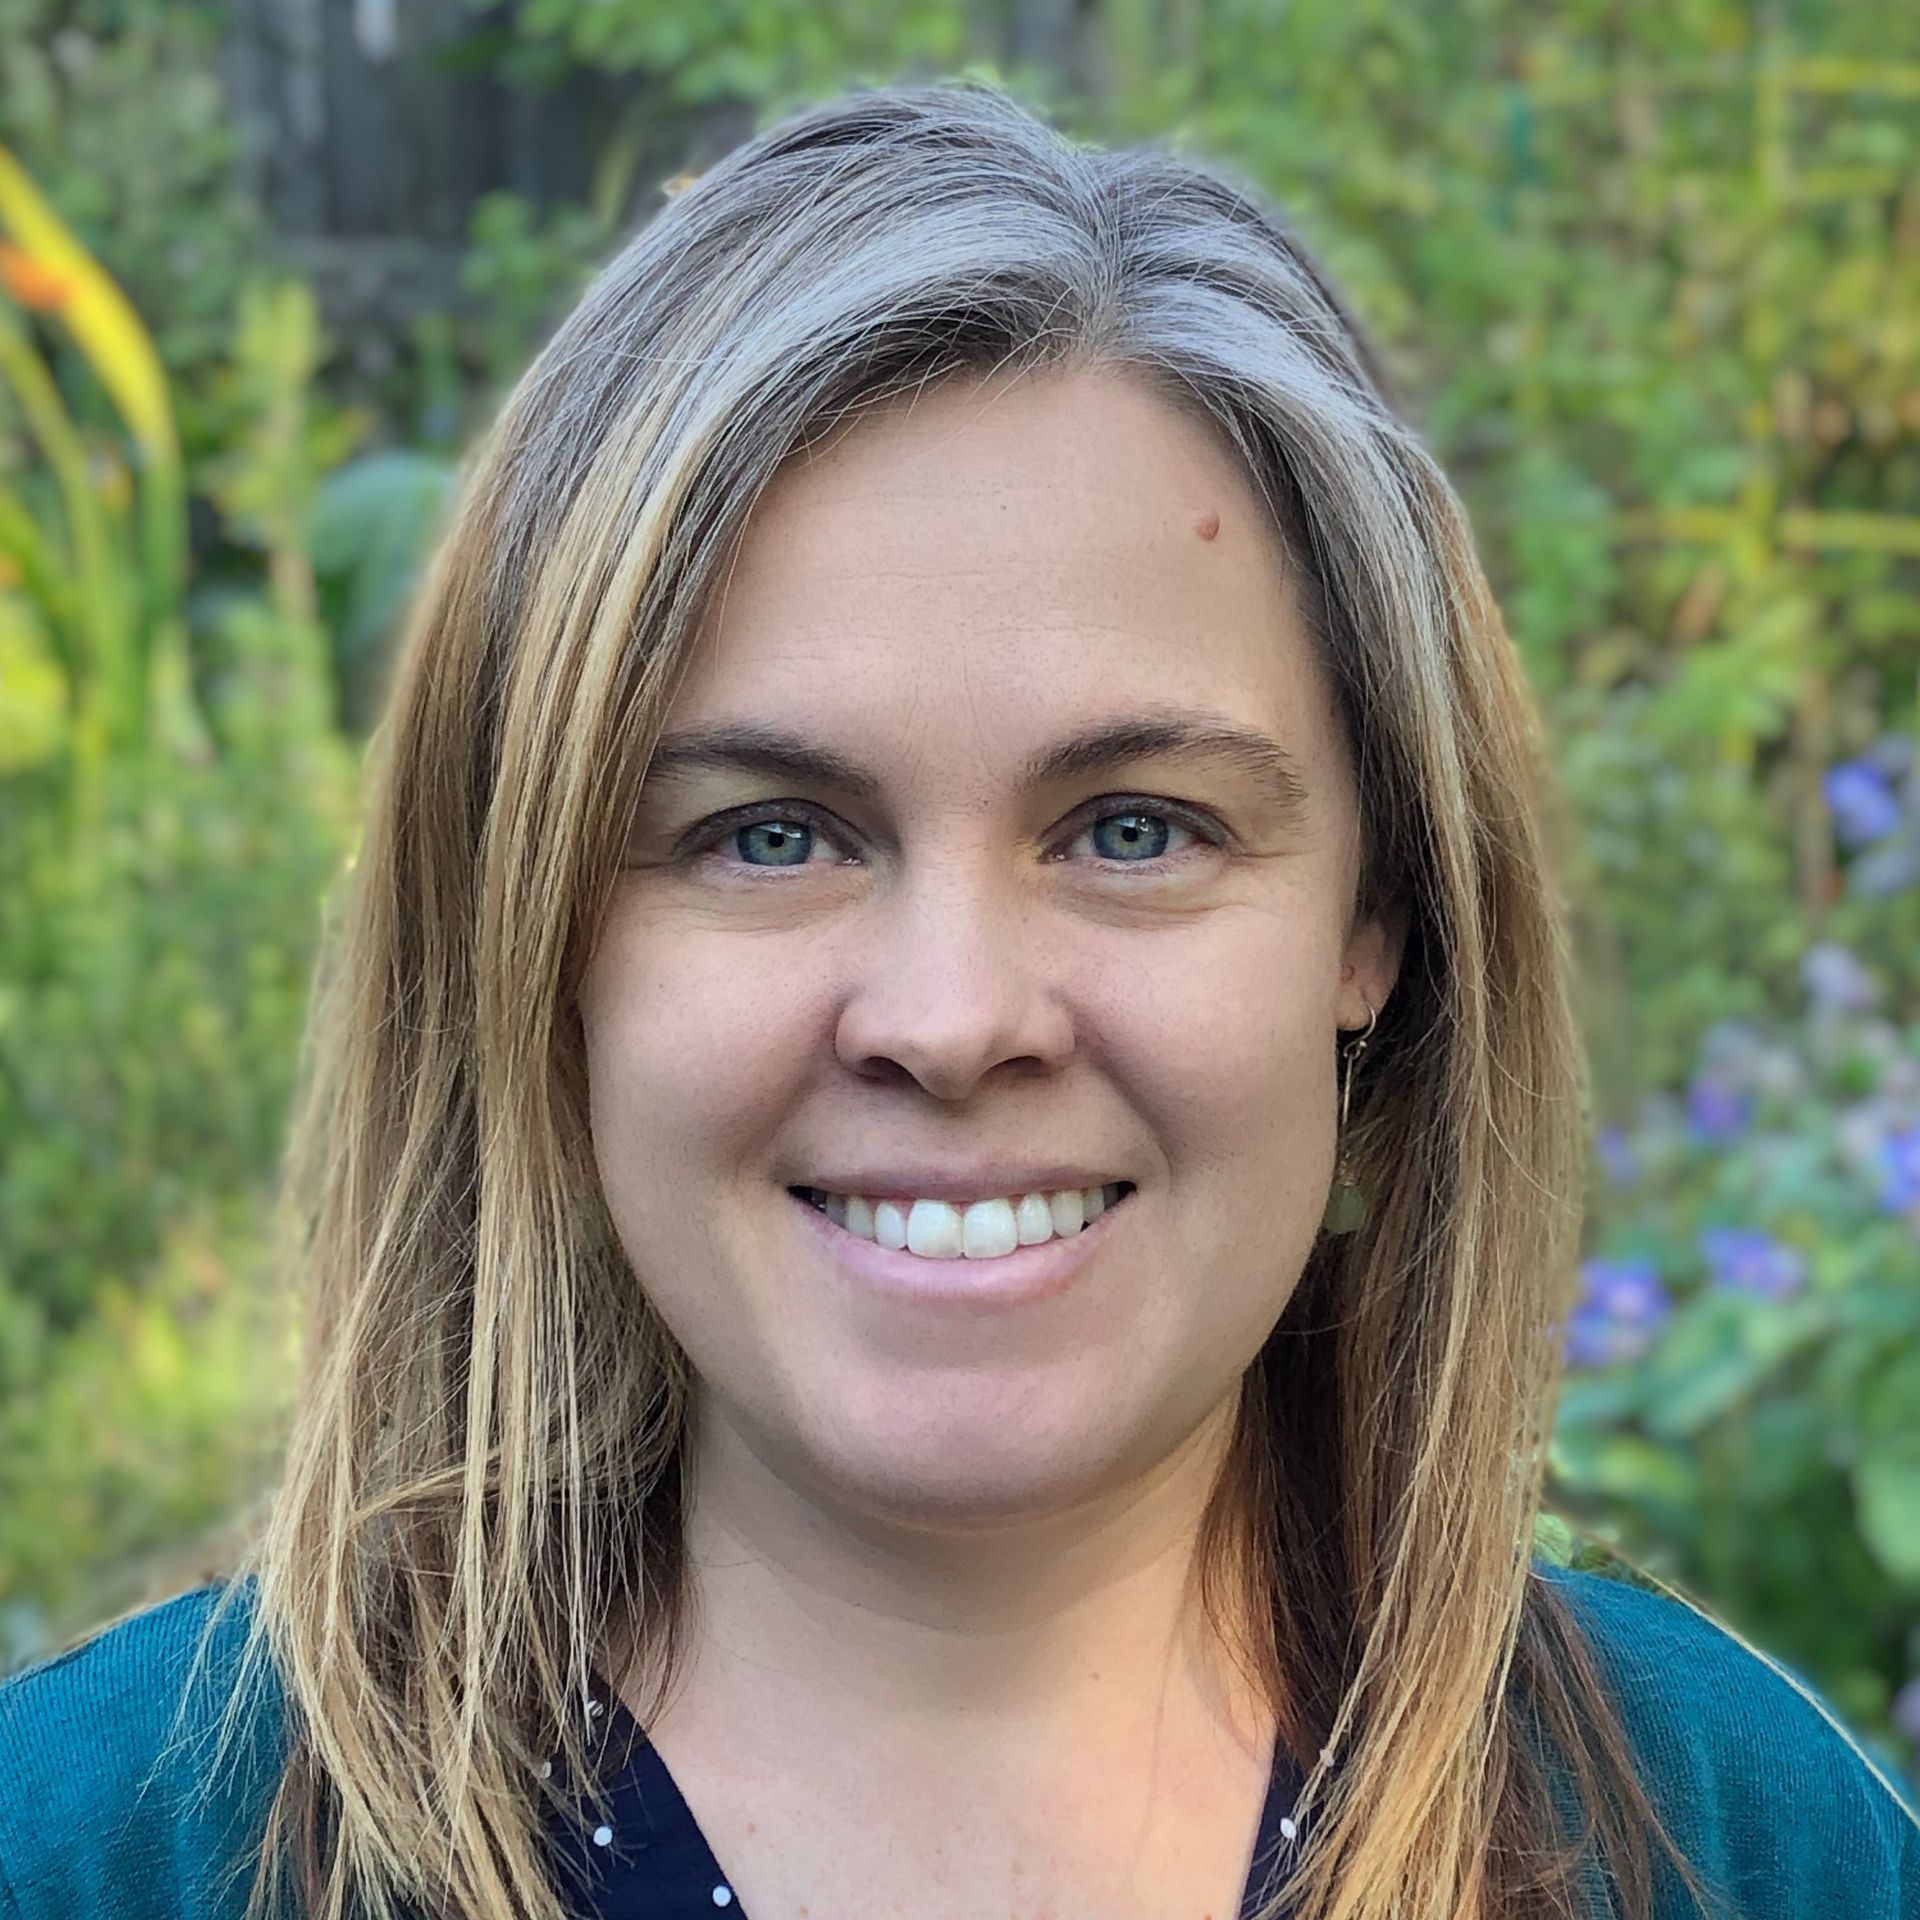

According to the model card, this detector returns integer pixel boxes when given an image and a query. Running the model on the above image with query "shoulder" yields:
[1534,1557,1920,1918]
[0,1578,288,1920]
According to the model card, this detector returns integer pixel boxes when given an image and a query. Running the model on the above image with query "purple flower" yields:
[1801,942,1883,1015]
[1824,760,1904,850]
[1894,1678,1920,1745]
[1594,1125,1638,1188]
[1698,1225,1806,1301]
[1878,1127,1920,1215]
[1686,1074,1752,1145]
[1565,1257,1671,1367]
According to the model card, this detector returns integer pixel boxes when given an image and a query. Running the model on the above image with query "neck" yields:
[609,1393,1276,1791]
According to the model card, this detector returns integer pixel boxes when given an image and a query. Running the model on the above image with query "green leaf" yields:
[1639,1292,1815,1440]
[309,450,454,668]
[1532,1510,1576,1567]
[1546,1429,1697,1507]
[1851,1446,1920,1585]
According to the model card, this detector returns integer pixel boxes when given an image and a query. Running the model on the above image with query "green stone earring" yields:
[1320,1000,1377,1237]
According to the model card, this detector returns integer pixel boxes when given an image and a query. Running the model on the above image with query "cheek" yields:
[1105,918,1344,1334]
[579,926,694,1214]
[1150,1026,1338,1390]
[578,920,813,1216]
[1105,914,1342,1155]
[577,949,755,1364]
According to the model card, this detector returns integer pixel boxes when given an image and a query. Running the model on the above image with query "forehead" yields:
[672,365,1336,763]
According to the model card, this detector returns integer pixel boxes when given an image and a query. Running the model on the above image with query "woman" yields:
[1,78,1914,1920]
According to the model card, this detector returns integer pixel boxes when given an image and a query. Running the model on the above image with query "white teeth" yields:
[874,1198,909,1249]
[1015,1193,1055,1244]
[806,1184,1126,1259]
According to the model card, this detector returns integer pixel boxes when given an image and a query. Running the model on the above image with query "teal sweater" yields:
[1,1560,1915,1918]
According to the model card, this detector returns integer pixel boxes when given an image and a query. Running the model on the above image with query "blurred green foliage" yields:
[0,128,363,1653]
[1556,988,1920,1777]
[0,0,273,456]
[2,0,1917,1793]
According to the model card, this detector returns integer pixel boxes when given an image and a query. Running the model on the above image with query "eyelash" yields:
[680,797,1228,876]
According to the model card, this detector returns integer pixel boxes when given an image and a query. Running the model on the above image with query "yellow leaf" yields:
[0,595,68,772]
[0,144,177,471]
[0,241,76,312]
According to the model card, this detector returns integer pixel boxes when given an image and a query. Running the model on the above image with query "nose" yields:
[829,856,1076,1099]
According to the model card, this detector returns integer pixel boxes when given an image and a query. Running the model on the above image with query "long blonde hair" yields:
[188,76,1729,1920]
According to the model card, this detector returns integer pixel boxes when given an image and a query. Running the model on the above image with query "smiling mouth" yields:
[785,1182,1136,1258]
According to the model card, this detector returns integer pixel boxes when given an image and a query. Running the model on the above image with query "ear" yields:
[1339,896,1407,1029]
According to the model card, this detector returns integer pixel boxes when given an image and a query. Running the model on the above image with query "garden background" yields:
[3,0,1919,1797]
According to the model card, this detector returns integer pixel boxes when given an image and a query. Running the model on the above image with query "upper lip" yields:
[794,1167,1133,1204]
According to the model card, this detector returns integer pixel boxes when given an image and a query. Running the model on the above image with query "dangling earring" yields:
[1320,999,1377,1236]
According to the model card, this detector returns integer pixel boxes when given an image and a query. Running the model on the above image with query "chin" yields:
[775,1375,1181,1523]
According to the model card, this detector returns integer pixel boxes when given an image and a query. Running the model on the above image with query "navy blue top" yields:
[540,1674,1311,1918]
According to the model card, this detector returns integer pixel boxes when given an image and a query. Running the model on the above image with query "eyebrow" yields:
[638,707,1312,826]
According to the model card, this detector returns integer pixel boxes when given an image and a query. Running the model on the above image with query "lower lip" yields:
[787,1187,1135,1308]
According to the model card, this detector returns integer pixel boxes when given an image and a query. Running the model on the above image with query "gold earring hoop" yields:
[1321,999,1377,1236]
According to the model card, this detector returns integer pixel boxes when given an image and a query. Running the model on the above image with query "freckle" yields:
[1195,510,1220,541]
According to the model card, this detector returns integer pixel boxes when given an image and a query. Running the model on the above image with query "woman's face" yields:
[580,364,1401,1529]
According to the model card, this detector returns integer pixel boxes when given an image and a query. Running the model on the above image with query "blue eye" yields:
[723,817,830,868]
[1086,810,1190,863]
[683,800,1224,874]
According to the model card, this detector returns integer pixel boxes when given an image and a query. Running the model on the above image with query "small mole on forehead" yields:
[1195,510,1221,541]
